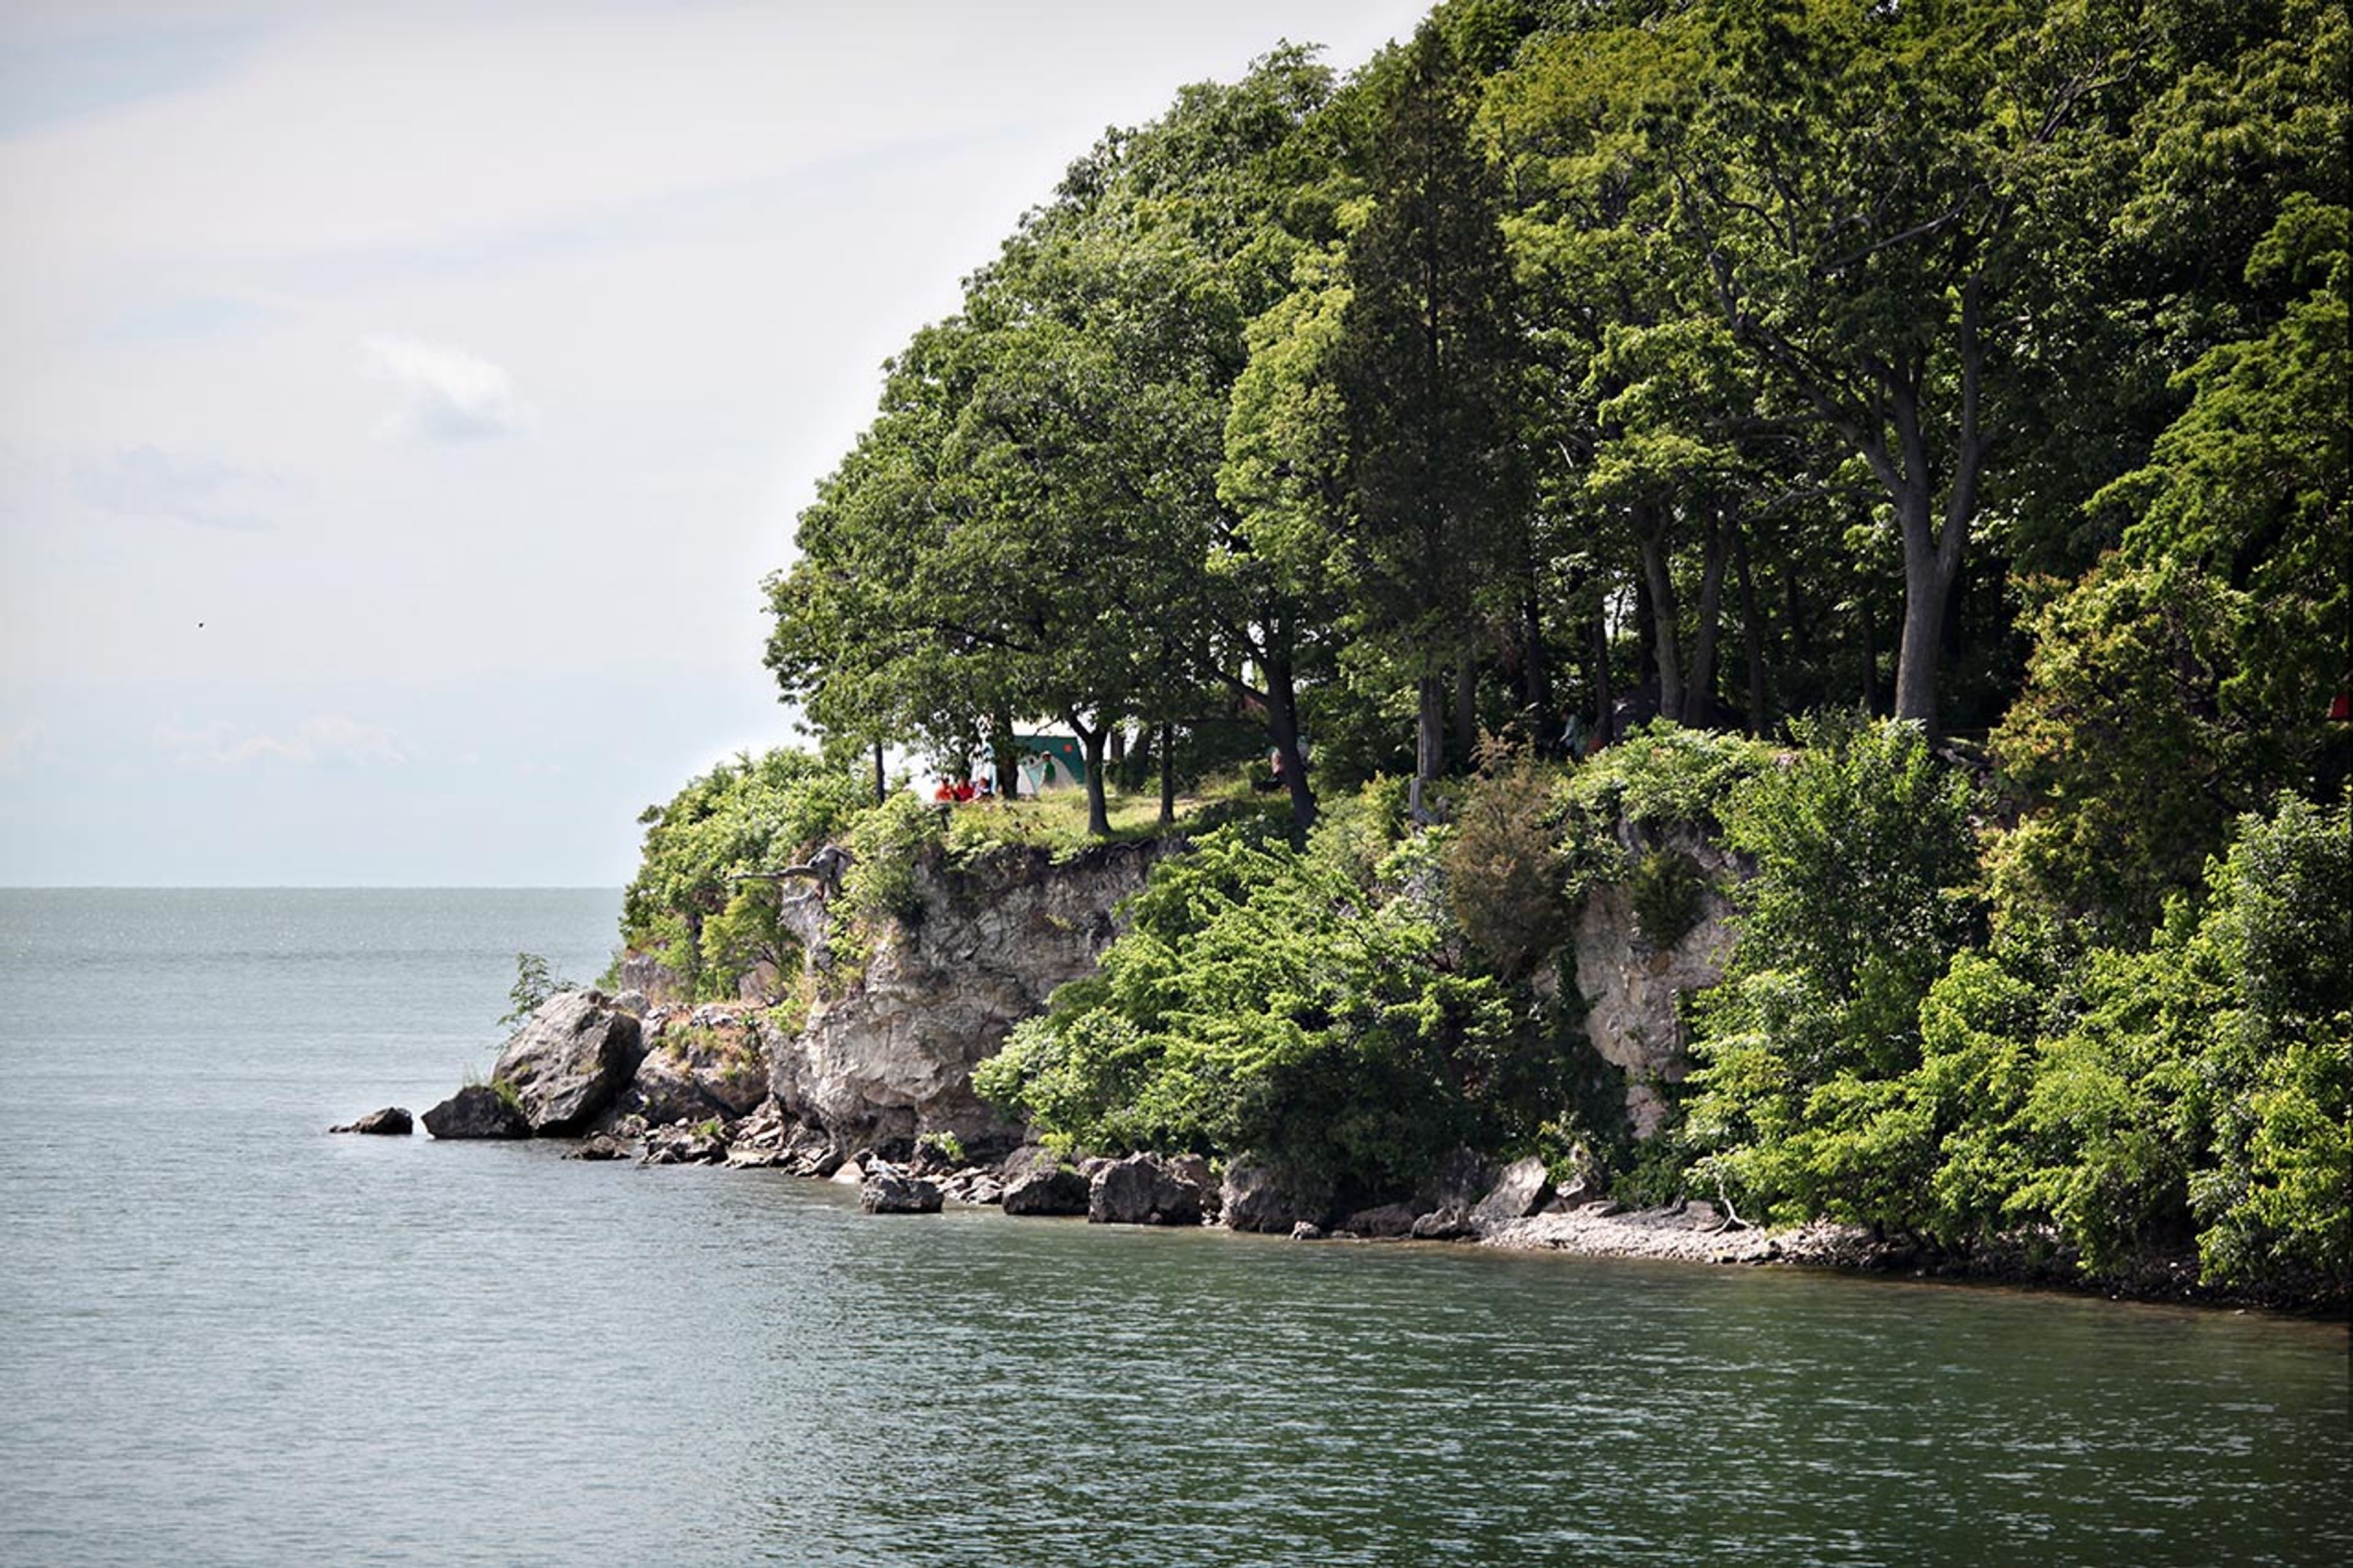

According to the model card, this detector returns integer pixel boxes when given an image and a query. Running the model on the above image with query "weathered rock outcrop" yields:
[1000,1145,1089,1216]
[330,1107,411,1135]
[612,1005,769,1127]
[1087,1153,1210,1226]
[491,991,645,1135]
[767,842,1161,1154]
[1566,824,1741,1137]
[421,1085,529,1140]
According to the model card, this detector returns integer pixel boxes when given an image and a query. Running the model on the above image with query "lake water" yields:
[1,888,2344,1567]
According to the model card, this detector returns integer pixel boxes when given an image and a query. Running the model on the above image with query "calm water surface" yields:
[1,890,2344,1566]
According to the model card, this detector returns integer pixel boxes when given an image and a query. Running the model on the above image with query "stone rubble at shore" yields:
[398,983,1872,1272]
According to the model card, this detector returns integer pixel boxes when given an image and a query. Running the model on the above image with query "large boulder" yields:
[1219,1161,1331,1235]
[491,991,645,1135]
[1000,1146,1089,1217]
[1339,1202,1418,1240]
[1470,1156,1553,1228]
[420,1085,529,1140]
[1411,1206,1475,1241]
[1415,1147,1496,1216]
[330,1107,412,1135]
[1088,1153,1208,1227]
[860,1164,944,1214]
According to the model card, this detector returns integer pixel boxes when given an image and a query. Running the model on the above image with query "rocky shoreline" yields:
[346,982,1907,1286]
[348,987,1857,1272]
[348,984,2306,1309]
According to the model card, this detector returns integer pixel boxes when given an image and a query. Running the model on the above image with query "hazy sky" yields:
[0,0,1431,885]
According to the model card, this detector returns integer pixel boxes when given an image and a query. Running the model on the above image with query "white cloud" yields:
[75,444,273,529]
[154,713,407,768]
[0,719,39,775]
[363,333,525,442]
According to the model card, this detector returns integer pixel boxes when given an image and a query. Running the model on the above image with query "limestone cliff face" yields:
[1563,824,1743,1138]
[765,841,1161,1153]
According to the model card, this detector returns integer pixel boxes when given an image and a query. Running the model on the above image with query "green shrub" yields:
[976,794,1517,1196]
[1444,746,1572,979]
[1555,721,1773,906]
[2188,792,2351,1294]
[620,747,873,998]
[499,951,576,1028]
[1684,714,1982,1220]
[1627,848,1708,949]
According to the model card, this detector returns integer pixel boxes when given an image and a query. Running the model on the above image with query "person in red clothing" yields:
[953,778,976,803]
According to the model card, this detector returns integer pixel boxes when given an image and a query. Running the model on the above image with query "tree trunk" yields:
[1588,612,1615,746]
[873,741,886,806]
[1262,649,1317,835]
[1894,536,1958,727]
[1733,518,1768,735]
[1412,672,1444,817]
[1638,507,1684,724]
[1109,725,1127,768]
[1454,658,1478,766]
[1158,721,1176,828]
[1072,718,1112,838]
[1520,591,1553,743]
[990,705,1021,800]
[1688,515,1730,730]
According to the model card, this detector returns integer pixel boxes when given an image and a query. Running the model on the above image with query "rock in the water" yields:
[1411,1205,1474,1241]
[1339,1202,1418,1240]
[1219,1161,1329,1234]
[1290,1221,1326,1241]
[1088,1153,1208,1226]
[642,1121,728,1165]
[330,1106,412,1135]
[1000,1145,1090,1217]
[420,1085,530,1140]
[490,990,645,1135]
[1471,1156,1553,1227]
[939,1170,1004,1206]
[860,1164,944,1214]
[570,1133,633,1161]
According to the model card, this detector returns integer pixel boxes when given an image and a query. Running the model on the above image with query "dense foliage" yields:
[622,0,2349,1304]
[620,749,871,999]
[976,789,1591,1198]
[767,0,2346,838]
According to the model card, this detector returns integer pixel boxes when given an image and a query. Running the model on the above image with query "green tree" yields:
[2189,792,2352,1295]
[1987,558,2272,946]
[1673,0,2129,730]
[1334,18,1524,797]
[621,748,867,999]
